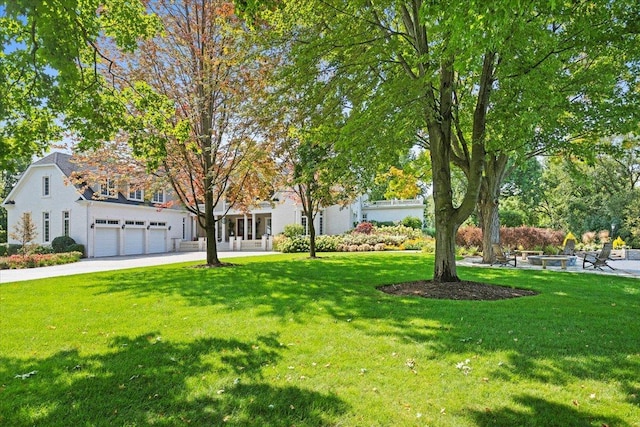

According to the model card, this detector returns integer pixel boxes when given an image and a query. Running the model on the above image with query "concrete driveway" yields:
[0,251,275,283]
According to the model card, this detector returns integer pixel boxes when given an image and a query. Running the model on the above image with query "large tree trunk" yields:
[478,154,509,263]
[433,208,460,282]
[303,185,317,258]
[204,189,222,266]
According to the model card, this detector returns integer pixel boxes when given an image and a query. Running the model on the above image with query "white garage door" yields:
[95,227,119,257]
[148,229,166,253]
[124,228,145,255]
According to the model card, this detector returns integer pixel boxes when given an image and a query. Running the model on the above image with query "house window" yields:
[62,211,70,236]
[152,190,165,203]
[42,176,50,197]
[128,186,143,201]
[319,212,324,236]
[301,215,308,235]
[100,179,117,198]
[266,218,272,235]
[362,213,368,221]
[43,212,50,242]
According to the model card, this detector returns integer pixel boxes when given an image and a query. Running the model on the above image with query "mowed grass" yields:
[1,252,639,426]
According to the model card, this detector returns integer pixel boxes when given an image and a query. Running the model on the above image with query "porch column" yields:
[243,214,248,240]
[252,213,256,240]
[221,216,226,242]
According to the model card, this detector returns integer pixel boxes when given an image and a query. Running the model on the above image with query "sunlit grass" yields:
[1,252,638,426]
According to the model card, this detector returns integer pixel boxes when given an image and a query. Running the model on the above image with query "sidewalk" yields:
[458,256,640,279]
[0,251,275,284]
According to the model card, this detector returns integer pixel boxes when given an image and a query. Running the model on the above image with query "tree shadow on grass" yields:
[0,332,347,426]
[77,253,640,423]
[469,394,630,427]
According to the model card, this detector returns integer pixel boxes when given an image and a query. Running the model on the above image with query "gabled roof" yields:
[32,152,76,176]
[3,151,168,208]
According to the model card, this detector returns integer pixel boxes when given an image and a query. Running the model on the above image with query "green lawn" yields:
[1,252,638,426]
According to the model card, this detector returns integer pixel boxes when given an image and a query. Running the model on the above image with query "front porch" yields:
[177,235,273,252]
[183,211,273,252]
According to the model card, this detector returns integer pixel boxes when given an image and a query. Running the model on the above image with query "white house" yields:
[3,152,193,258]
[4,152,426,256]
[204,192,425,250]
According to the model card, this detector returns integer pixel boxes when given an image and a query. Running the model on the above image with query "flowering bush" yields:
[613,236,626,249]
[283,224,305,238]
[273,235,343,253]
[0,251,82,269]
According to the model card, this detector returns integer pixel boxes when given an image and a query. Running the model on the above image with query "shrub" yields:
[315,235,343,252]
[283,224,305,238]
[613,236,626,249]
[500,226,563,249]
[456,226,483,247]
[358,243,372,251]
[1,251,82,269]
[67,243,86,257]
[32,245,54,254]
[598,229,610,243]
[274,235,343,253]
[374,243,386,251]
[401,216,422,230]
[354,222,374,234]
[456,226,565,250]
[272,234,288,252]
[277,236,309,253]
[582,231,596,244]
[0,244,23,256]
[52,236,76,253]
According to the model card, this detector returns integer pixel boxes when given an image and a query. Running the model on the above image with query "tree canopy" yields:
[0,0,158,171]
[259,0,640,281]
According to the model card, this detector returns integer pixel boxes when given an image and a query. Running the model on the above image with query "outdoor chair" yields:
[582,242,615,270]
[561,239,576,255]
[491,243,517,267]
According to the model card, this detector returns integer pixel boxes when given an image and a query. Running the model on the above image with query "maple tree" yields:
[0,0,158,171]
[257,0,640,282]
[93,0,276,266]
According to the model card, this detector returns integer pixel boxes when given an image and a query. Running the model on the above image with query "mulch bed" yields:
[377,280,538,301]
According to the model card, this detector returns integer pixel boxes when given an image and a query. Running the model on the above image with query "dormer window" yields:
[151,190,165,204]
[100,179,117,198]
[42,176,50,197]
[128,186,144,201]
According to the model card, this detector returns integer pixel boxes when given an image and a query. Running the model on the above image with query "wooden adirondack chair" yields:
[491,243,517,267]
[582,242,615,270]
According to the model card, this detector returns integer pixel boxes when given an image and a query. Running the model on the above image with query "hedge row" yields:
[456,226,565,249]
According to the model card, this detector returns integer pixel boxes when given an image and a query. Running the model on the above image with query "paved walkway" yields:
[0,251,275,283]
[458,256,640,279]
[4,252,640,284]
